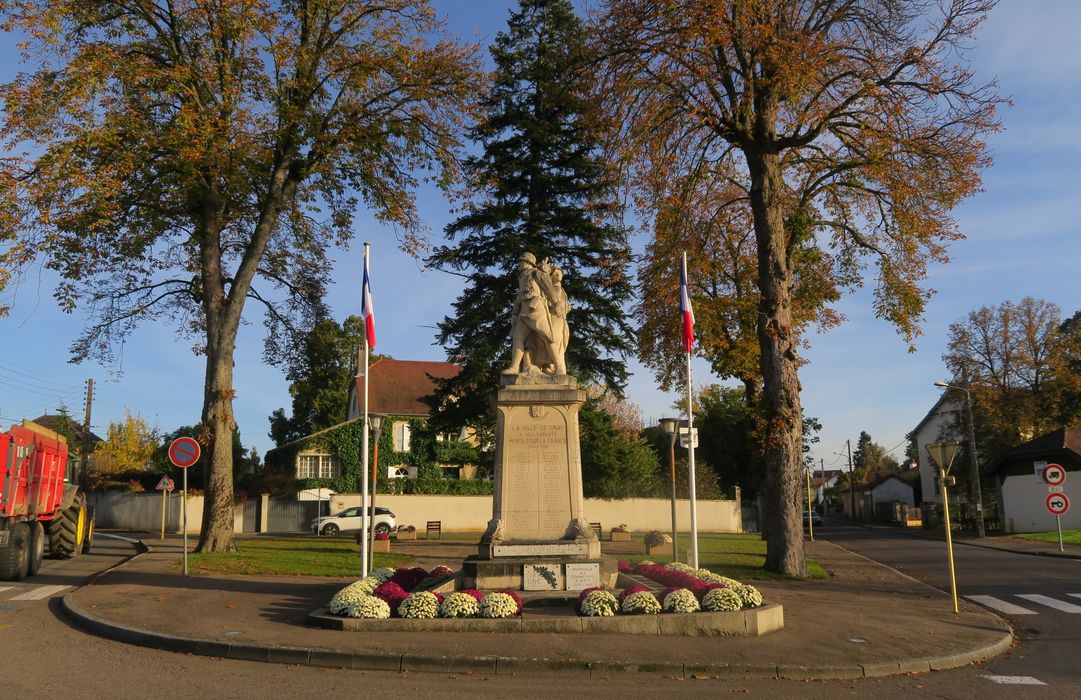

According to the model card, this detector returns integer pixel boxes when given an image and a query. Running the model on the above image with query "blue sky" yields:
[3,1,1080,476]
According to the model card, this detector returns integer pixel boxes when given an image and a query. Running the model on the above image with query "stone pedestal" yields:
[474,373,599,589]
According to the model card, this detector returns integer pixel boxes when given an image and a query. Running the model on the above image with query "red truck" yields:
[0,420,95,580]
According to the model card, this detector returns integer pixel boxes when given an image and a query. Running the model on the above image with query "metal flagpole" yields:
[359,243,372,578]
[683,252,700,569]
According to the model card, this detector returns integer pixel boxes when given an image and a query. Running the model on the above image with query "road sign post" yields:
[927,442,961,614]
[168,437,201,575]
[156,475,174,540]
[1046,492,1070,552]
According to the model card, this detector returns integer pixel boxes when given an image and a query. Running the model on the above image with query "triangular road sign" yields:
[926,442,960,472]
[155,475,174,491]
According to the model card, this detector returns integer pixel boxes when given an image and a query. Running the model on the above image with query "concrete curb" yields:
[57,534,1014,679]
[60,590,1013,679]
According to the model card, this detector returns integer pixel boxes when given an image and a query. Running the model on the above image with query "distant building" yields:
[987,426,1081,533]
[266,358,480,486]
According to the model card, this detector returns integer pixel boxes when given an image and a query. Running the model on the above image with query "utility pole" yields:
[80,378,93,487]
[846,439,856,520]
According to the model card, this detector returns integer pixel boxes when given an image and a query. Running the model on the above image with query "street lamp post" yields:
[659,418,680,561]
[935,381,985,538]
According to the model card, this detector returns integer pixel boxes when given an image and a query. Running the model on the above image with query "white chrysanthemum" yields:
[398,591,440,619]
[665,561,694,573]
[638,560,655,566]
[579,589,619,617]
[699,572,725,585]
[339,594,390,619]
[440,592,480,618]
[479,592,519,619]
[662,588,701,614]
[327,577,380,614]
[734,583,763,608]
[702,587,743,612]
[621,591,661,615]
[370,567,395,582]
[695,568,714,579]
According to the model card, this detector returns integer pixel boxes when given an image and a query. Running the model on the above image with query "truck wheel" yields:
[0,522,30,581]
[82,508,96,554]
[27,521,45,576]
[49,491,87,559]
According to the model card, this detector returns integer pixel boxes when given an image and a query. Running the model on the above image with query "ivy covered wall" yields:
[264,416,492,496]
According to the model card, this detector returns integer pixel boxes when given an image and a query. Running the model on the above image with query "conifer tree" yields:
[428,0,633,430]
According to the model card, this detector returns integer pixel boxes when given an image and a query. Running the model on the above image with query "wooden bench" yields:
[426,520,442,539]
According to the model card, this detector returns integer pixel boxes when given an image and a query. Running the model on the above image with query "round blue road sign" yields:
[168,437,201,468]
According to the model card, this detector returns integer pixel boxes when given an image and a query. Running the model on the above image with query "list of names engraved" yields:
[499,408,571,539]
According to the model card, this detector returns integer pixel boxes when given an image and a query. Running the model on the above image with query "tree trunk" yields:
[746,148,807,577]
[196,334,238,553]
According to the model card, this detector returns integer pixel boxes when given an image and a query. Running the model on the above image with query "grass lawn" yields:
[184,537,411,576]
[617,533,827,581]
[182,532,825,580]
[1009,530,1081,546]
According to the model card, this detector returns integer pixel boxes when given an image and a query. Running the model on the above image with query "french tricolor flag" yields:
[679,254,694,353]
[362,250,376,348]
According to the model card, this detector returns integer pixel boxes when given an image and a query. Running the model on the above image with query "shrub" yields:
[702,587,743,612]
[662,588,700,614]
[621,591,661,615]
[579,589,619,617]
[398,591,440,619]
[480,592,519,618]
[645,530,672,548]
[440,592,480,618]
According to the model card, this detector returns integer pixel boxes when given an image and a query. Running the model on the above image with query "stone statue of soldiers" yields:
[505,252,569,376]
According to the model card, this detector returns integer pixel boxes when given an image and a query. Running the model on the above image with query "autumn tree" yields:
[944,297,1081,461]
[427,0,634,433]
[0,1,479,551]
[595,0,1001,575]
[92,410,160,474]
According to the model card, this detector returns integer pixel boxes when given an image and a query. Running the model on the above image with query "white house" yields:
[908,393,964,504]
[987,427,1081,533]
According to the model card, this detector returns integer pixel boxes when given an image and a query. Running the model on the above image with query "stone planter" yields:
[372,539,391,553]
[610,530,631,542]
[645,543,670,556]
[396,530,417,541]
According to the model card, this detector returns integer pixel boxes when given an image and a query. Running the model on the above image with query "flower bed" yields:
[325,561,765,622]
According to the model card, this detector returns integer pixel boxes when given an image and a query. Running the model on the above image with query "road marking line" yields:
[1070,594,1081,602]
[0,587,12,593]
[964,595,1037,615]
[1016,594,1081,613]
[982,675,1046,685]
[10,585,70,601]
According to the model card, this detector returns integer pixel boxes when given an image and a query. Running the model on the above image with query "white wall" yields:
[1002,473,1081,533]
[913,398,963,503]
[332,494,743,533]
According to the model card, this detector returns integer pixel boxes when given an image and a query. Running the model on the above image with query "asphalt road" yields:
[3,529,1080,698]
[819,521,1081,691]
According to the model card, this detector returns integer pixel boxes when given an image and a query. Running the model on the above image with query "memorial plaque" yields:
[493,542,589,557]
[500,406,573,540]
[523,563,563,591]
[564,563,600,591]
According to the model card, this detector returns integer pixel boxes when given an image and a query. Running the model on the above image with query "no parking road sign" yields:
[1046,492,1070,516]
[168,437,201,468]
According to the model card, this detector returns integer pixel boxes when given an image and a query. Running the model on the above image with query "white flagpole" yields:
[359,242,371,578]
[683,251,700,569]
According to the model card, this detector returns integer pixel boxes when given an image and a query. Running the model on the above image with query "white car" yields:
[311,506,395,536]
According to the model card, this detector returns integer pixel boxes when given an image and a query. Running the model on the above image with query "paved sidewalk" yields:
[62,535,1013,680]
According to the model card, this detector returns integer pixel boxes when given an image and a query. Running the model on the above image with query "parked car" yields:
[803,510,823,527]
[311,506,395,536]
